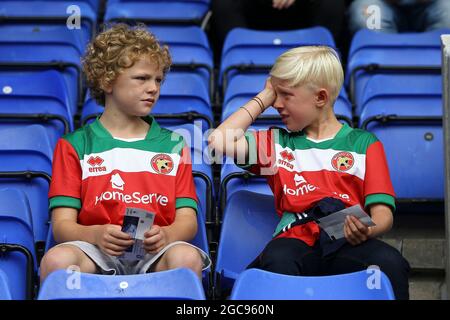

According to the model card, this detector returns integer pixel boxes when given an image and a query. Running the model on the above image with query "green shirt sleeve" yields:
[365,193,396,212]
[49,196,81,211]
[175,197,198,215]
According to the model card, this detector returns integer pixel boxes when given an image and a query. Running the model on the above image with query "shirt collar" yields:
[91,115,161,140]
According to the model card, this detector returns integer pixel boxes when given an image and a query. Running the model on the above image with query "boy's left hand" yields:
[144,225,169,254]
[344,215,372,246]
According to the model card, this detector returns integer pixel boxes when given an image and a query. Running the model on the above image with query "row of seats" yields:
[36,266,395,300]
[0,0,211,41]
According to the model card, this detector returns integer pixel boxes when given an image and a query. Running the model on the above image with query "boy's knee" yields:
[370,245,410,275]
[40,246,81,282]
[165,245,203,272]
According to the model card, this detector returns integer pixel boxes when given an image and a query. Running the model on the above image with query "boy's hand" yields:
[257,77,277,109]
[143,225,169,254]
[344,215,372,246]
[273,0,296,10]
[94,224,135,256]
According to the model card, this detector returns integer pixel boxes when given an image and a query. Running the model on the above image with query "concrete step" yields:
[381,238,446,270]
[409,272,446,300]
[380,237,447,300]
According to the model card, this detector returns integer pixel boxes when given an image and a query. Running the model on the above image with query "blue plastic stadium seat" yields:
[0,1,96,45]
[0,70,73,146]
[0,24,86,114]
[164,123,213,218]
[150,26,213,97]
[153,72,213,130]
[105,0,210,25]
[215,191,279,293]
[0,188,37,300]
[0,269,13,300]
[155,123,212,287]
[38,268,206,300]
[4,0,101,12]
[0,125,53,244]
[220,27,337,90]
[359,75,443,200]
[358,74,442,117]
[223,73,352,126]
[230,269,395,300]
[35,0,100,11]
[346,28,450,105]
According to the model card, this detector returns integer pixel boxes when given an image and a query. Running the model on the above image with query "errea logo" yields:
[278,150,295,170]
[87,156,107,173]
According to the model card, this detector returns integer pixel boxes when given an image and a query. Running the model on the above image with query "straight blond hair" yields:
[270,46,344,103]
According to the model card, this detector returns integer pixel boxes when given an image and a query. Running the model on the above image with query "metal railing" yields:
[442,34,450,300]
[441,35,450,299]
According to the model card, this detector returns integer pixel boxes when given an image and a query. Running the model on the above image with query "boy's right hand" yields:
[257,77,277,110]
[93,224,135,256]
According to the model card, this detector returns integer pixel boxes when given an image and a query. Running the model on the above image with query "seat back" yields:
[0,188,36,300]
[215,191,279,290]
[230,269,395,300]
[38,268,206,300]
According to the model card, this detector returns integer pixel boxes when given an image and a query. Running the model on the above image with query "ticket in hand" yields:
[120,207,155,261]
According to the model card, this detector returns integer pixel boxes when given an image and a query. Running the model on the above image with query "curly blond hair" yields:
[82,23,172,106]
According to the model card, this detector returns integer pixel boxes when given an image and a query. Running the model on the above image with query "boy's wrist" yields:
[161,225,173,244]
[257,89,276,110]
[367,226,378,239]
[87,225,102,246]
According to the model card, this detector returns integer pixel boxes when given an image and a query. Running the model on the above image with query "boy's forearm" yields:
[162,210,198,243]
[53,220,99,245]
[209,89,274,156]
[369,204,394,238]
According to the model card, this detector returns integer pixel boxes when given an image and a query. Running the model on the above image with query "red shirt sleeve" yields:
[48,138,82,207]
[364,140,396,209]
[175,142,199,210]
[237,128,277,176]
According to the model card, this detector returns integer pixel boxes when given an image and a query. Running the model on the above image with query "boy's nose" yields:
[273,97,284,111]
[146,81,158,93]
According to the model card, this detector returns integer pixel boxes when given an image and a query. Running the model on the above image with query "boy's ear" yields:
[315,88,329,108]
[101,81,113,94]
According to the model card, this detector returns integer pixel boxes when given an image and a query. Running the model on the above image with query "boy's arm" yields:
[52,207,134,256]
[143,207,197,253]
[344,135,396,245]
[367,203,393,238]
[52,207,97,244]
[164,207,197,243]
[344,204,393,246]
[208,78,276,162]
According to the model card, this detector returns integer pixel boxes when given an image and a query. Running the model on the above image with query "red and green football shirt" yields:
[238,123,396,246]
[49,116,198,227]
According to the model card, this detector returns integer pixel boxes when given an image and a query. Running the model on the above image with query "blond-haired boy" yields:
[209,46,410,299]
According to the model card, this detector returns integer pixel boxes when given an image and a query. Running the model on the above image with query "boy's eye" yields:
[156,78,162,84]
[135,76,147,81]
